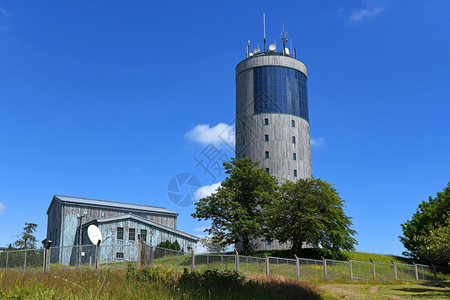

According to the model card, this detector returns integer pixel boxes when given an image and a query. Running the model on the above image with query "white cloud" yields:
[185,123,235,147]
[194,182,221,201]
[311,137,325,148]
[0,202,5,214]
[350,7,383,21]
[194,226,209,232]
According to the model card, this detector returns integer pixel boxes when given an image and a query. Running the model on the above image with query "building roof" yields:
[84,213,199,242]
[47,195,178,216]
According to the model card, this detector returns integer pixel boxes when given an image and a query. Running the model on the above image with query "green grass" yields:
[318,281,450,299]
[0,266,322,299]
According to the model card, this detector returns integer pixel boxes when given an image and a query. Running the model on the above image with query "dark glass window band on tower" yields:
[253,66,309,122]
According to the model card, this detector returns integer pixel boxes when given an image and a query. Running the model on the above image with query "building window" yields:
[243,154,245,158]
[265,168,270,173]
[292,136,296,144]
[265,151,269,159]
[129,228,135,241]
[264,118,269,126]
[294,170,298,177]
[267,240,272,245]
[140,229,147,242]
[293,153,297,161]
[253,66,309,122]
[242,122,245,129]
[243,137,245,145]
[117,227,124,240]
[265,134,269,142]
[116,252,124,259]
[291,120,295,127]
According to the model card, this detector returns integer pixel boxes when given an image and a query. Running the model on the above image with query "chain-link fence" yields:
[1,244,449,282]
[0,248,44,273]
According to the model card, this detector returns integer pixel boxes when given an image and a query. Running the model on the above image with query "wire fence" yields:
[1,244,449,282]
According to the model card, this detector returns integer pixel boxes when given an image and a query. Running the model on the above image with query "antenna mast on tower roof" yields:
[263,13,266,52]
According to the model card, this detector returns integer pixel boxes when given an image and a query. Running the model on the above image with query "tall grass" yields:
[0,266,322,299]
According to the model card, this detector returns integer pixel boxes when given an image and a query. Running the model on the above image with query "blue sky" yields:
[0,0,448,255]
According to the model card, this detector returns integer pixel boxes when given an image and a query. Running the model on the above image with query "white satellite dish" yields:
[87,225,103,245]
[269,44,276,52]
[284,48,290,55]
[249,52,254,57]
[253,47,260,54]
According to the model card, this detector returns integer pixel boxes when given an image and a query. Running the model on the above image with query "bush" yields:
[157,240,182,251]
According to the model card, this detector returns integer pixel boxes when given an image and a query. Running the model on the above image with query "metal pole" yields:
[392,261,398,280]
[265,254,269,276]
[294,255,300,280]
[370,259,376,280]
[348,259,353,280]
[322,257,327,280]
[24,250,27,273]
[235,249,239,273]
[96,241,101,270]
[413,263,419,281]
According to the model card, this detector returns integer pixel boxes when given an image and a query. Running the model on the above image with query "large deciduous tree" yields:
[192,158,278,255]
[265,178,357,258]
[399,183,450,265]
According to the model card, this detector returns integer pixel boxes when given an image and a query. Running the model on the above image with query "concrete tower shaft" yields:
[235,54,312,182]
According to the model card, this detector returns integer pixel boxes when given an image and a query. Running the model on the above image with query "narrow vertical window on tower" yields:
[266,168,270,173]
[265,151,269,158]
[292,136,296,144]
[264,118,269,126]
[291,120,295,127]
[293,153,297,160]
[265,134,269,142]
[242,122,245,129]
[294,170,298,177]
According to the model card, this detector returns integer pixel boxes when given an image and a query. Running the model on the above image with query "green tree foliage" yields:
[400,183,450,265]
[157,240,182,251]
[192,158,278,255]
[13,223,38,249]
[265,178,357,258]
[414,220,450,266]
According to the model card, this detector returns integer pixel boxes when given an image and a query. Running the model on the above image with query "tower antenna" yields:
[263,13,266,52]
[247,40,250,58]
[281,23,288,55]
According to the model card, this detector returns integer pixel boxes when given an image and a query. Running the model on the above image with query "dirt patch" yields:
[369,286,378,294]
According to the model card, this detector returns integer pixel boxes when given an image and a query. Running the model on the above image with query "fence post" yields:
[44,240,52,274]
[321,257,327,280]
[265,254,269,276]
[348,259,353,280]
[96,240,101,270]
[235,249,239,273]
[370,259,376,280]
[413,263,419,281]
[391,260,397,280]
[24,250,27,273]
[150,246,154,266]
[137,235,142,268]
[191,248,195,272]
[294,254,300,280]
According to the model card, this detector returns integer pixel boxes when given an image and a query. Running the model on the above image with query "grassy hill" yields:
[250,248,412,265]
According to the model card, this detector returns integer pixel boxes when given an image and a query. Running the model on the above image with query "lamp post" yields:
[77,212,86,267]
